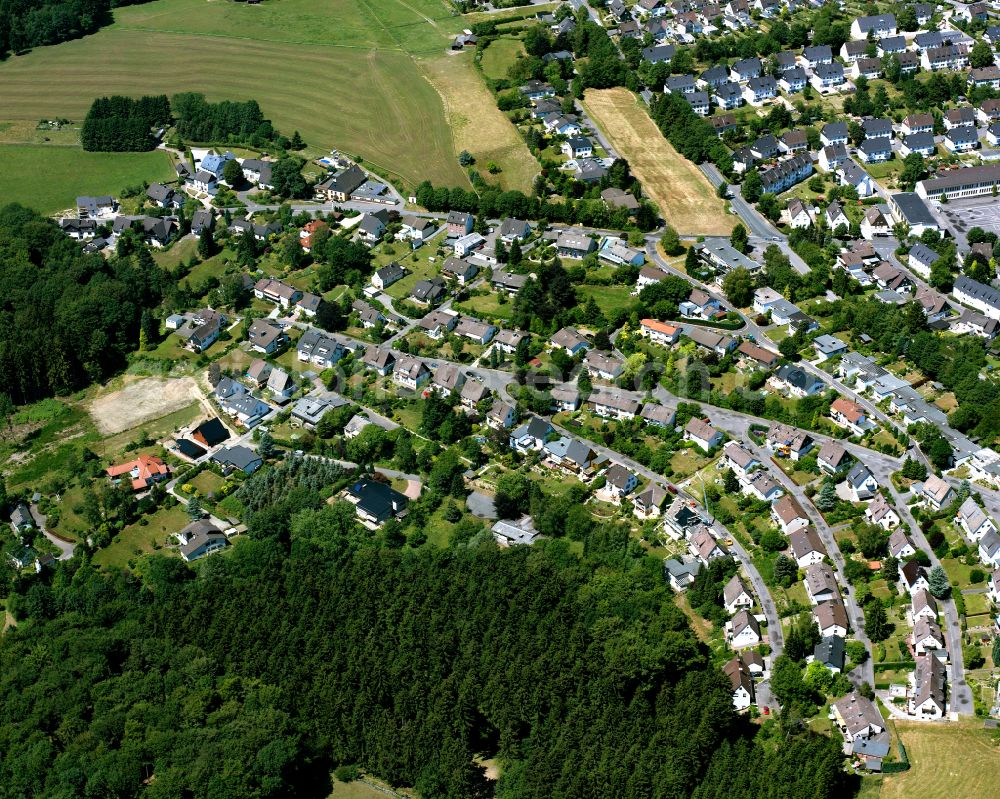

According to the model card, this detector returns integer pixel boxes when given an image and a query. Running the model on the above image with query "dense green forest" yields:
[0,0,153,58]
[0,506,851,799]
[81,94,172,151]
[0,204,167,404]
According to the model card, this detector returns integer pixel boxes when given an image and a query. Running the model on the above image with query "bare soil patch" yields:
[583,87,734,235]
[88,377,202,435]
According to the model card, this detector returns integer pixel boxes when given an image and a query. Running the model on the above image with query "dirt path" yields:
[582,87,734,236]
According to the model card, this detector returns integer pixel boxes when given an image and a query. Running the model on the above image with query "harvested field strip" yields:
[582,87,734,236]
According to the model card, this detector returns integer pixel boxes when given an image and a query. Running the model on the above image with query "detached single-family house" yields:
[551,326,590,356]
[724,656,756,710]
[790,527,826,567]
[833,692,885,743]
[814,599,849,638]
[728,609,762,648]
[900,560,930,595]
[818,440,850,475]
[640,319,681,346]
[684,417,723,451]
[175,520,228,561]
[723,574,754,614]
[724,441,760,479]
[345,478,409,527]
[393,356,431,391]
[805,562,840,605]
[772,495,810,536]
[106,454,170,492]
[920,475,953,511]
[956,497,996,541]
[868,495,902,531]
[843,463,879,502]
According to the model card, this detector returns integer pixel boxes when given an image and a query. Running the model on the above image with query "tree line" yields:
[0,0,156,58]
[0,204,168,404]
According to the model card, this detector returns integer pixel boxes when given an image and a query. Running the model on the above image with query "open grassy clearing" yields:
[0,0,538,196]
[881,720,1000,799]
[92,503,190,569]
[582,88,734,236]
[0,144,174,215]
[420,53,538,192]
[479,37,525,81]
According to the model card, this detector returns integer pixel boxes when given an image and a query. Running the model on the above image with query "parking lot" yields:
[936,196,1000,250]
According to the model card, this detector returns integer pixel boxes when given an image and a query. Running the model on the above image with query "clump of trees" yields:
[81,94,171,151]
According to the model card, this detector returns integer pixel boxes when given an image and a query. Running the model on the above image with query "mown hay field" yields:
[0,0,536,194]
[583,87,734,236]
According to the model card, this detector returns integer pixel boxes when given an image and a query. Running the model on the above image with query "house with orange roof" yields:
[829,396,870,435]
[640,319,681,346]
[106,454,170,491]
[299,219,329,252]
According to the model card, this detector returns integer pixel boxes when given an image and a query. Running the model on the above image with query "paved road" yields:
[30,503,76,560]
[887,482,974,716]
[745,445,876,688]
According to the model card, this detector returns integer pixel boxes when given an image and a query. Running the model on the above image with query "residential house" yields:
[684,417,723,451]
[290,397,337,430]
[724,656,756,710]
[811,62,846,92]
[770,364,825,398]
[685,326,736,356]
[814,599,849,638]
[191,417,231,449]
[555,232,596,259]
[779,67,808,93]
[431,363,467,396]
[818,440,850,475]
[723,441,760,480]
[838,160,877,197]
[910,653,946,719]
[446,211,474,237]
[956,497,996,541]
[851,14,897,40]
[254,278,302,308]
[10,503,34,534]
[844,463,879,502]
[393,356,431,391]
[813,334,848,361]
[398,215,436,242]
[297,329,346,368]
[868,495,902,531]
[106,454,170,492]
[211,445,263,476]
[315,164,367,202]
[853,57,882,80]
[912,616,946,655]
[813,636,846,673]
[498,217,531,243]
[766,421,813,461]
[944,126,980,153]
[362,346,395,376]
[786,198,814,229]
[345,478,409,527]
[804,562,840,605]
[954,275,1000,321]
[861,207,891,238]
[417,309,459,339]
[247,319,287,354]
[912,588,938,622]
[979,530,1000,567]
[551,326,590,355]
[372,262,406,290]
[829,397,869,435]
[640,403,676,428]
[730,57,762,82]
[951,309,998,340]
[486,399,517,430]
[723,573,754,614]
[858,138,893,164]
[802,45,833,68]
[491,519,541,547]
[176,520,228,561]
[772,495,811,535]
[454,317,497,345]
[665,556,702,591]
[745,471,783,502]
[832,692,885,743]
[640,319,681,346]
[790,527,827,567]
[714,81,744,109]
[599,238,645,266]
[920,475,954,510]
[411,277,447,305]
[459,378,490,411]
[510,416,554,453]
[265,367,295,400]
[821,122,849,147]
[584,350,625,382]
[599,464,639,503]
[728,609,762,648]
[357,211,388,244]
[589,390,641,420]
[633,484,669,519]
[737,341,779,370]
[491,268,527,295]
[352,299,387,329]
[900,560,930,595]
[493,328,527,354]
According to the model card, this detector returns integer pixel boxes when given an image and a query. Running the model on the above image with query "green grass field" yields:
[0,0,537,194]
[0,144,174,214]
[480,37,525,81]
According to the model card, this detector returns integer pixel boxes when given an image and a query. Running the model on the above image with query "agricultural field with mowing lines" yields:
[0,0,536,196]
[582,87,735,236]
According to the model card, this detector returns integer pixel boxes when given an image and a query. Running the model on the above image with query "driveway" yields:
[30,503,76,560]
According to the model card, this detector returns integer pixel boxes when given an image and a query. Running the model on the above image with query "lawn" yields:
[480,37,526,81]
[576,283,637,318]
[582,87,734,235]
[190,470,225,499]
[0,0,539,194]
[454,291,515,322]
[93,503,190,569]
[881,720,1000,799]
[0,144,174,215]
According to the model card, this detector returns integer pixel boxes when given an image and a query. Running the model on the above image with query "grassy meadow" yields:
[0,144,174,214]
[0,0,537,196]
